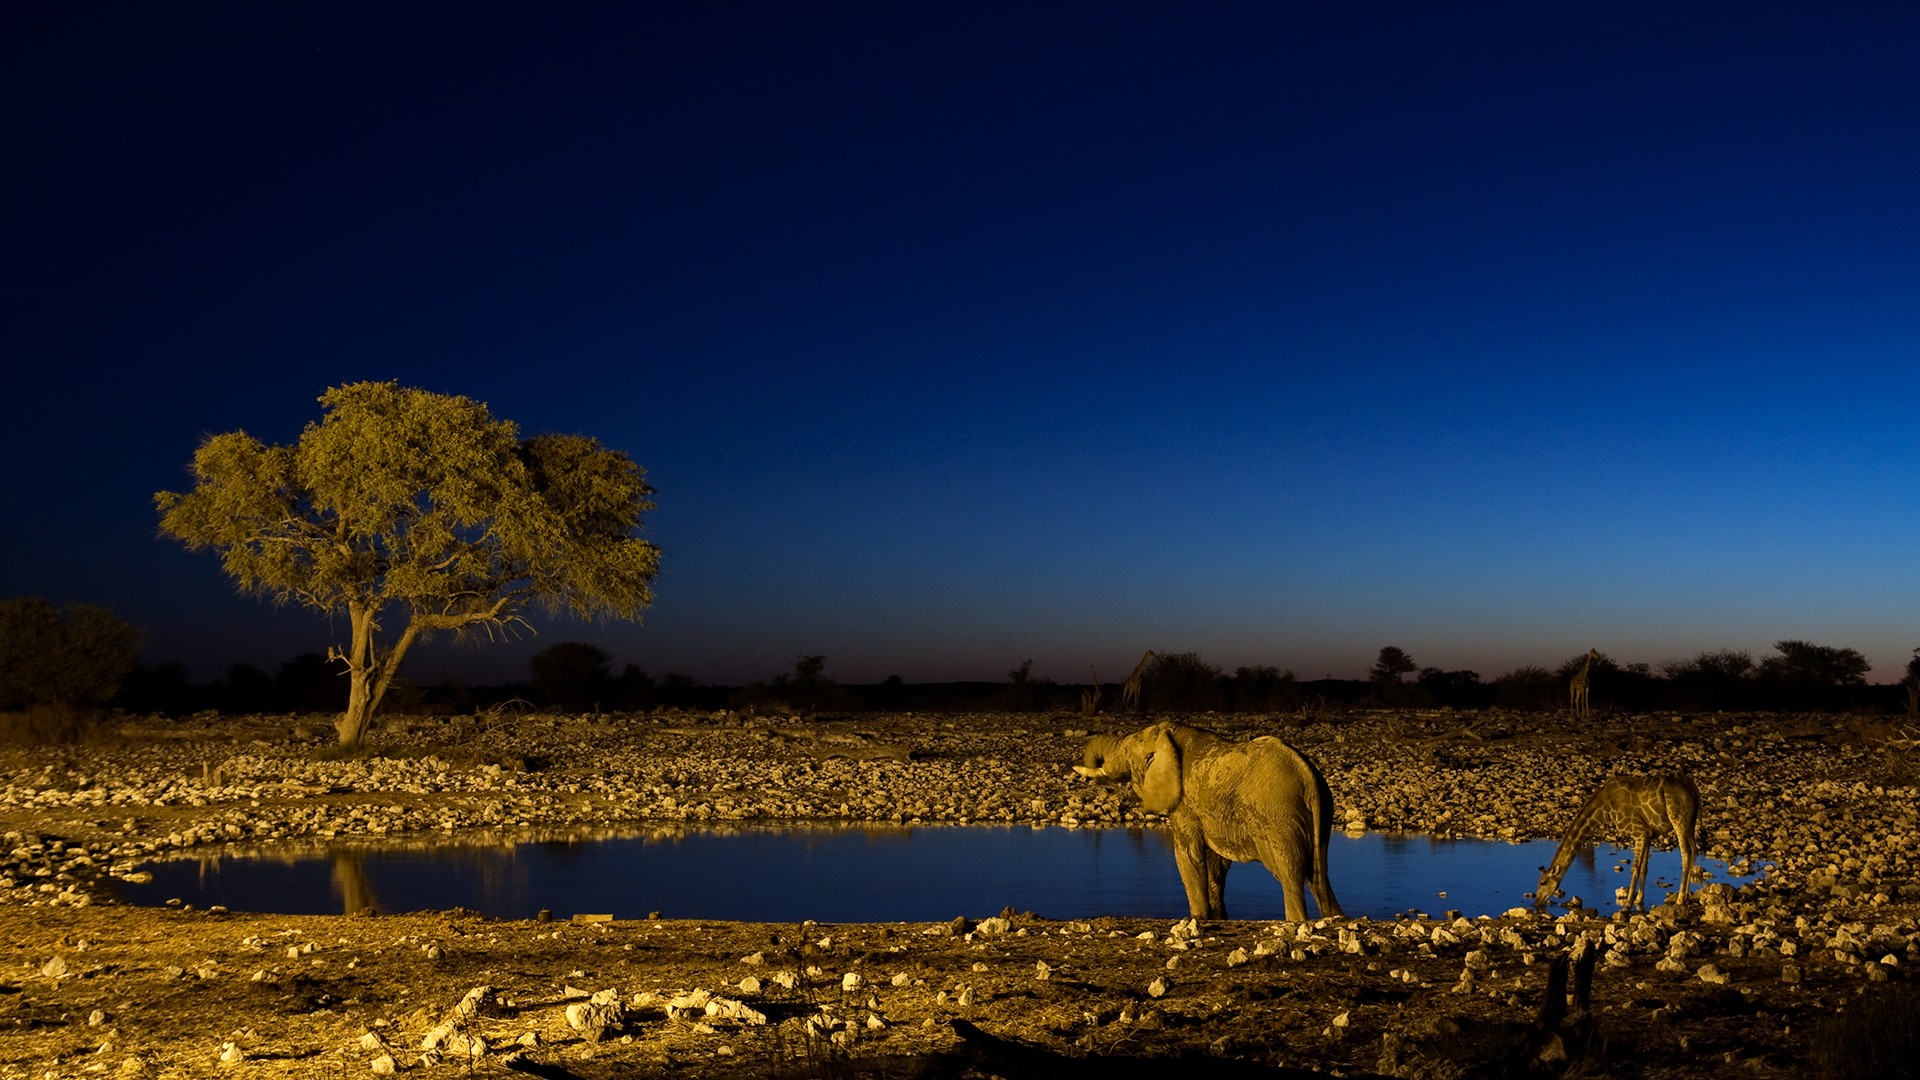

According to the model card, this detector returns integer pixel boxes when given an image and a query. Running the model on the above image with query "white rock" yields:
[1148,977,1168,998]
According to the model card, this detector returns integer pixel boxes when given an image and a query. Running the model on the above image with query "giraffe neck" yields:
[1540,788,1621,889]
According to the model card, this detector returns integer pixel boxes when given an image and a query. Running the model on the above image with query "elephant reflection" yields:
[1076,721,1342,922]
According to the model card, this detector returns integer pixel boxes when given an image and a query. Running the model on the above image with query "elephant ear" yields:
[1135,728,1183,813]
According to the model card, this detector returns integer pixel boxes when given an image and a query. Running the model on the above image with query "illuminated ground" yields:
[3,707,1916,1077]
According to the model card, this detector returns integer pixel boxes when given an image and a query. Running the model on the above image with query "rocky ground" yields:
[3,707,1920,1079]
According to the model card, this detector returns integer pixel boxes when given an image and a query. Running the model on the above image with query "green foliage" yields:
[1146,652,1223,712]
[530,641,613,712]
[0,597,143,711]
[155,381,660,746]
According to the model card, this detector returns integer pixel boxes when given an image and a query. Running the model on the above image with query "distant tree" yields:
[1416,667,1487,709]
[1368,646,1419,705]
[115,661,199,715]
[658,672,699,709]
[1907,648,1920,716]
[0,598,143,713]
[276,652,348,713]
[1492,665,1558,711]
[1758,639,1870,710]
[735,655,856,714]
[997,659,1057,712]
[225,663,276,714]
[1370,646,1417,686]
[608,663,657,712]
[530,641,613,712]
[1659,649,1755,711]
[155,381,661,748]
[1147,652,1223,712]
[1230,665,1301,712]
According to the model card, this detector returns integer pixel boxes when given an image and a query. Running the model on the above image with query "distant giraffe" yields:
[1569,648,1600,718]
[1121,650,1156,714]
[1536,773,1700,912]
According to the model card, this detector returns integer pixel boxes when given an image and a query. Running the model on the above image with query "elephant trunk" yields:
[1080,733,1122,777]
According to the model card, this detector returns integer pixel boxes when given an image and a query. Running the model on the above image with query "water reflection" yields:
[113,826,1765,923]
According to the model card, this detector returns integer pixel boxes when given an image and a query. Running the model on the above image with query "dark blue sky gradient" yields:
[5,4,1917,687]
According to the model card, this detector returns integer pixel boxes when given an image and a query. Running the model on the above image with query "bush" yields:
[1230,666,1302,712]
[1492,666,1558,711]
[0,598,142,712]
[996,660,1057,712]
[1146,652,1223,712]
[530,641,613,712]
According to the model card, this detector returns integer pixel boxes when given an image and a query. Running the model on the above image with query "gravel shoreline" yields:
[3,708,1916,1078]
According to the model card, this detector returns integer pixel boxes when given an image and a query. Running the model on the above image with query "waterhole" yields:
[113,826,1763,922]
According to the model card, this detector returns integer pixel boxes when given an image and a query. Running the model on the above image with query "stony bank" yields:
[2,708,1918,1078]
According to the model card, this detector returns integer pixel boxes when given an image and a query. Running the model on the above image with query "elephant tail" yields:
[1308,761,1344,918]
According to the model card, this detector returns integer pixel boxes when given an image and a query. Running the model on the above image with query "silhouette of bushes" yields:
[1492,666,1559,710]
[996,660,1057,712]
[1145,652,1224,712]
[1229,665,1302,711]
[530,641,613,712]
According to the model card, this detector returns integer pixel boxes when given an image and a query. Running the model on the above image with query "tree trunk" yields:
[334,601,380,748]
[335,662,378,747]
[333,604,426,749]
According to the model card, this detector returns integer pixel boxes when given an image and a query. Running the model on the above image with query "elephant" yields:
[1075,721,1342,922]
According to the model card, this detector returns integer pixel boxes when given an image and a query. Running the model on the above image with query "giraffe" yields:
[1536,773,1700,912]
[1568,648,1600,718]
[1121,650,1156,714]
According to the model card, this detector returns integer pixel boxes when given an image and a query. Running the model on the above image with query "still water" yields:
[113,826,1763,923]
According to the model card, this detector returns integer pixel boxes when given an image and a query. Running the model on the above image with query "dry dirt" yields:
[2,707,1917,1079]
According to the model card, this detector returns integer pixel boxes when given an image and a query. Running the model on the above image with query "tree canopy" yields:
[156,381,661,746]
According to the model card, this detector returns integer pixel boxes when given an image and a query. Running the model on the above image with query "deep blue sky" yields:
[4,4,1917,688]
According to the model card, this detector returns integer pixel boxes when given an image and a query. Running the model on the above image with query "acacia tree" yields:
[155,382,661,747]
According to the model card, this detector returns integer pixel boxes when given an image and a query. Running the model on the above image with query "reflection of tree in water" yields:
[332,851,380,916]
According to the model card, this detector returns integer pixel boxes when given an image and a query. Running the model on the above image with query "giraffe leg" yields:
[1675,808,1698,902]
[1629,832,1652,911]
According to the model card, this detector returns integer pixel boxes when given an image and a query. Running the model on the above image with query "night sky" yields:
[5,4,1917,688]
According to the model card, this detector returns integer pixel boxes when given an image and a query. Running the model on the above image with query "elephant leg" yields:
[1202,846,1230,921]
[1169,825,1216,920]
[1256,843,1309,923]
